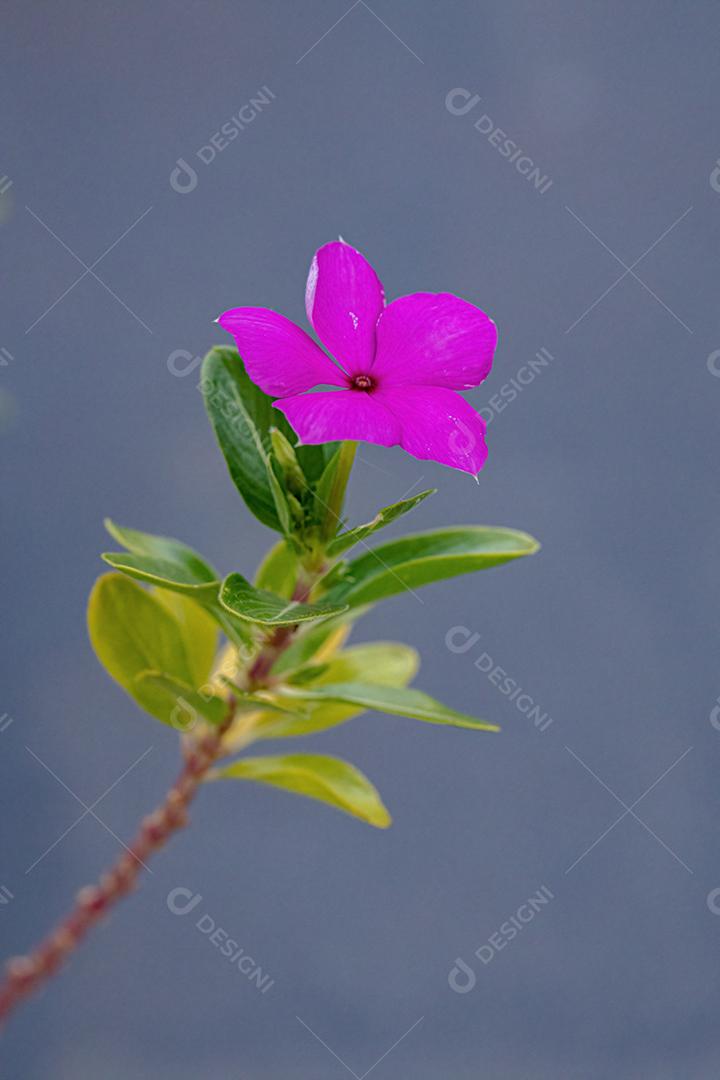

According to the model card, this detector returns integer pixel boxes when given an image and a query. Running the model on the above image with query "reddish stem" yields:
[0,704,235,1025]
[0,566,328,1025]
[246,576,315,687]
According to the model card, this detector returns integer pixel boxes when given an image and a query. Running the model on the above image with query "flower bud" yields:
[270,428,305,497]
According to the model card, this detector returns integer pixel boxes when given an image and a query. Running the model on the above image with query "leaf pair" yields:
[214,637,497,826]
[102,521,348,639]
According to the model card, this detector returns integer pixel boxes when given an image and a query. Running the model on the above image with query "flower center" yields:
[351,373,374,390]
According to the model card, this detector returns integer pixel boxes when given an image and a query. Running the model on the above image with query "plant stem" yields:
[0,569,320,1027]
[320,440,357,542]
[246,577,312,687]
[0,702,235,1025]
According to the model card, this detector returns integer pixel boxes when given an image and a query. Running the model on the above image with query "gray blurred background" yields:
[2,2,720,1076]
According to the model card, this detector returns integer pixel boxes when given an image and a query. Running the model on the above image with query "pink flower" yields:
[217,240,497,475]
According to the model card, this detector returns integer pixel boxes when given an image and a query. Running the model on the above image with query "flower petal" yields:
[217,307,346,397]
[305,241,385,376]
[376,385,488,475]
[372,293,497,389]
[274,390,401,447]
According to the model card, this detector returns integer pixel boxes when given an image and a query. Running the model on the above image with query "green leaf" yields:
[252,642,419,739]
[327,489,436,557]
[134,671,228,727]
[295,441,339,487]
[275,681,498,732]
[246,701,356,740]
[104,520,217,571]
[205,345,335,487]
[102,520,254,650]
[220,573,347,626]
[213,753,391,828]
[313,445,342,523]
[151,589,218,687]
[315,643,418,687]
[102,520,219,598]
[220,682,307,717]
[87,573,194,724]
[253,540,298,600]
[201,346,290,532]
[285,663,330,685]
[267,462,292,535]
[324,526,540,607]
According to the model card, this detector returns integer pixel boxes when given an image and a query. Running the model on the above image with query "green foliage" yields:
[102,519,219,597]
[323,526,540,606]
[151,589,218,688]
[276,681,498,732]
[317,642,419,687]
[326,489,435,557]
[201,346,336,538]
[88,337,540,827]
[201,346,291,532]
[253,540,298,599]
[241,641,418,740]
[220,573,347,626]
[134,672,228,727]
[88,574,196,725]
[213,753,391,828]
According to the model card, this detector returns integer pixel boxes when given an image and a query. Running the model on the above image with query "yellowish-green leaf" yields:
[253,540,298,600]
[246,642,419,740]
[152,589,218,687]
[134,671,228,727]
[315,642,418,687]
[276,681,498,732]
[213,753,391,828]
[87,573,194,724]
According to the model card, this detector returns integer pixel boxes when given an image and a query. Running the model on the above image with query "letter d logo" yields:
[167,886,203,915]
[167,350,202,379]
[445,88,481,116]
[710,697,720,730]
[170,157,198,194]
[448,957,476,994]
[710,159,720,194]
